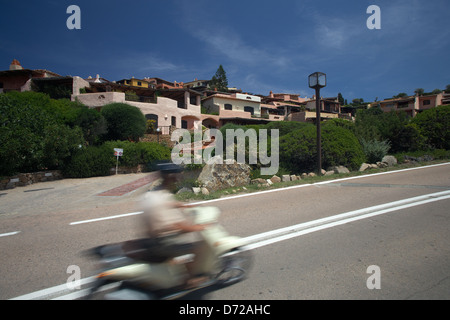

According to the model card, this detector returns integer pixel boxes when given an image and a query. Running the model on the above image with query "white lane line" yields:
[0,231,20,238]
[69,211,143,225]
[15,188,450,300]
[242,190,450,250]
[68,162,450,226]
[9,276,96,300]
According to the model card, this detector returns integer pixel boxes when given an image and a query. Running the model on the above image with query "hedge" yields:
[101,103,147,141]
[62,141,172,178]
[280,123,365,173]
[62,145,115,178]
[102,141,171,167]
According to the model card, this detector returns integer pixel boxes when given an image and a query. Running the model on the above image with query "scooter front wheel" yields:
[215,248,253,286]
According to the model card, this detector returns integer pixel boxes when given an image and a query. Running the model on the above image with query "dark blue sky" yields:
[1,0,449,102]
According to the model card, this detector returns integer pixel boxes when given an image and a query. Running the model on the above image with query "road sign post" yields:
[114,148,123,175]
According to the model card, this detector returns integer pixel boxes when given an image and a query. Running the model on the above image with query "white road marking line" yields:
[14,188,450,300]
[9,276,96,300]
[242,190,450,250]
[68,162,450,226]
[0,231,20,238]
[69,211,143,225]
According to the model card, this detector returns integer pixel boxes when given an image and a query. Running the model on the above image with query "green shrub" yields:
[355,108,416,153]
[103,141,141,167]
[411,105,450,150]
[63,141,171,178]
[103,141,171,168]
[62,145,115,178]
[280,123,365,173]
[263,121,311,137]
[138,142,171,165]
[0,92,84,176]
[101,103,146,141]
[321,124,366,170]
[395,149,450,163]
[360,139,391,163]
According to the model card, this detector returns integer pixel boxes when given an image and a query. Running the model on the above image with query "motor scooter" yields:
[86,206,252,300]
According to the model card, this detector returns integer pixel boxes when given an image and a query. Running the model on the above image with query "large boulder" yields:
[359,163,370,172]
[330,166,350,174]
[197,156,251,192]
[382,155,397,167]
[270,175,281,183]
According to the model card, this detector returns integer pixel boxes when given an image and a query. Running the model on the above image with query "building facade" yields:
[72,80,202,134]
[375,93,447,117]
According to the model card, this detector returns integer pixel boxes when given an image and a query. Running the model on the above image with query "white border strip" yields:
[0,231,20,238]
[242,190,450,250]
[69,211,143,226]
[9,276,96,300]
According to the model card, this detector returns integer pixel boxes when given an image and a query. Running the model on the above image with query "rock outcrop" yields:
[381,155,398,167]
[197,156,251,192]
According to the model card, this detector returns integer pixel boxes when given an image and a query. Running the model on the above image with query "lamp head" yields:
[308,72,326,89]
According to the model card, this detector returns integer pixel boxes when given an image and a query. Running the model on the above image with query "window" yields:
[244,106,254,115]
[423,100,431,106]
[145,114,158,128]
[137,81,142,86]
[171,116,176,126]
[225,104,232,110]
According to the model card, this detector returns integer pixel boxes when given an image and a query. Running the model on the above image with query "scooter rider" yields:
[140,162,208,288]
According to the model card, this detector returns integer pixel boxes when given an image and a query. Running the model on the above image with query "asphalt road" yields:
[1,163,449,300]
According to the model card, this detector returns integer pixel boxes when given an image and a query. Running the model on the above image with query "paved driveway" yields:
[0,173,157,219]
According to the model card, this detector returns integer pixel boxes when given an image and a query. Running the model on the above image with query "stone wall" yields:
[0,165,147,190]
[0,170,63,190]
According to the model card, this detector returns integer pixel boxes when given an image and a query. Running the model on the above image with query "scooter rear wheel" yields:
[215,248,253,286]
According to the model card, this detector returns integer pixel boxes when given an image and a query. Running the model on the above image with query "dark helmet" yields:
[156,162,183,175]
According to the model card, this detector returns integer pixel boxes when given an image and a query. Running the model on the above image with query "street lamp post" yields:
[156,127,161,144]
[308,72,327,175]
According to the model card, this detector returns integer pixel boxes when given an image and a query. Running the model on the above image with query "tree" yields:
[337,93,345,105]
[414,88,424,96]
[48,98,107,145]
[431,89,442,94]
[101,103,146,141]
[355,107,425,153]
[351,98,365,106]
[393,93,408,98]
[0,91,84,175]
[72,106,107,145]
[412,105,450,150]
[210,65,228,92]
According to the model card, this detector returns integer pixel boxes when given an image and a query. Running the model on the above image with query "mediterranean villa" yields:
[1,59,448,135]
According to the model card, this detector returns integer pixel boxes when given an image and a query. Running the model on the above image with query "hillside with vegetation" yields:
[1,91,448,180]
